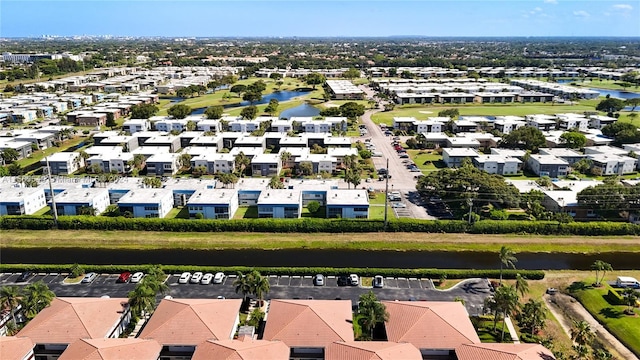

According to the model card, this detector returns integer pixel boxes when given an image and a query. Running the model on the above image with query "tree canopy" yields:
[596,98,625,113]
[416,160,521,208]
[167,104,192,119]
[240,105,258,120]
[601,122,640,144]
[305,72,326,89]
[577,183,640,212]
[499,126,546,152]
[130,103,159,119]
[339,102,365,119]
[204,105,224,119]
[559,131,587,149]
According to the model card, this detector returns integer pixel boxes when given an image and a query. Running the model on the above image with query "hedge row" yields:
[0,264,545,280]
[2,215,639,236]
[606,288,625,305]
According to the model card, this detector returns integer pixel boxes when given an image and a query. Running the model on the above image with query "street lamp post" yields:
[383,158,389,231]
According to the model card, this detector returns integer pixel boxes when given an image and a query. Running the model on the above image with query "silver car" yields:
[81,272,97,283]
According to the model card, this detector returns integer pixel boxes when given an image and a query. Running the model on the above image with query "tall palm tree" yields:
[234,152,250,177]
[499,246,517,284]
[0,285,22,328]
[622,287,639,314]
[280,151,292,169]
[357,291,389,340]
[590,260,612,287]
[493,285,519,341]
[128,284,156,319]
[233,271,252,303]
[519,299,546,336]
[515,273,529,298]
[572,344,590,360]
[249,271,270,307]
[570,320,594,346]
[21,281,55,319]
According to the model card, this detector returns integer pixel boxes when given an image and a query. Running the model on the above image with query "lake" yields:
[190,90,310,114]
[279,103,321,119]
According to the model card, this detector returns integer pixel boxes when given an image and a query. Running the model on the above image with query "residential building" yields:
[516,91,554,103]
[325,80,365,100]
[263,299,354,358]
[58,339,162,360]
[0,337,34,360]
[95,135,139,152]
[0,186,46,215]
[587,154,637,175]
[154,119,188,132]
[41,152,82,175]
[325,342,422,360]
[186,189,239,219]
[382,301,480,358]
[51,188,110,216]
[327,148,358,167]
[556,113,589,132]
[456,343,556,360]
[0,139,33,160]
[17,297,132,360]
[538,148,585,165]
[14,131,55,150]
[196,119,223,132]
[251,153,281,176]
[588,114,617,129]
[445,137,481,149]
[472,155,522,175]
[192,339,289,360]
[325,189,369,219]
[525,114,556,131]
[139,298,241,359]
[116,188,174,218]
[76,112,107,126]
[257,189,302,218]
[192,153,235,174]
[86,152,134,174]
[527,155,569,178]
[493,118,526,135]
[451,120,478,133]
[142,135,181,152]
[145,153,180,176]
[442,148,480,168]
[122,119,151,134]
[294,154,338,174]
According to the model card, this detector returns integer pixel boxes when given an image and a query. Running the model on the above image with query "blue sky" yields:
[1,0,639,37]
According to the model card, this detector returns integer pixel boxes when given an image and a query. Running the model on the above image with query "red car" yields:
[117,272,132,283]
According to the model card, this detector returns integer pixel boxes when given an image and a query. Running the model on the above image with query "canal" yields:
[1,248,638,270]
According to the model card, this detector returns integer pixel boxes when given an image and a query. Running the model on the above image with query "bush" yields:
[307,201,320,214]
[606,288,625,305]
[70,263,84,277]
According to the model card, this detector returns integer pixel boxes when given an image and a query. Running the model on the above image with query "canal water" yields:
[2,248,638,270]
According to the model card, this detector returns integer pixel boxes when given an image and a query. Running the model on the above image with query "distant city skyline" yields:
[1,0,639,38]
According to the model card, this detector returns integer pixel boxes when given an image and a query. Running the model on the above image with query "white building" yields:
[472,155,521,175]
[186,189,239,219]
[51,188,110,216]
[117,188,174,218]
[0,186,46,215]
[122,119,151,134]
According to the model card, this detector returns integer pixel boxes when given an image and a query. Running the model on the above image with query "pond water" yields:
[2,248,638,270]
[589,88,640,100]
[190,90,311,115]
[279,103,321,119]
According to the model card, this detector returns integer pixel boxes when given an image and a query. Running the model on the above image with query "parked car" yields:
[392,202,407,208]
[201,273,214,285]
[178,272,192,284]
[16,271,33,283]
[337,275,350,286]
[373,275,384,288]
[190,272,203,284]
[399,154,409,158]
[410,167,421,172]
[377,168,388,175]
[213,272,225,284]
[81,272,97,284]
[349,274,359,286]
[314,274,325,286]
[130,272,144,283]
[117,272,132,283]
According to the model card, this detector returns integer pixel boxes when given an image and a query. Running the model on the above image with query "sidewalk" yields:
[503,316,520,344]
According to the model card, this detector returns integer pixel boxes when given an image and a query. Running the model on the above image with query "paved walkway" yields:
[503,316,520,344]
[544,293,638,360]
[128,317,146,338]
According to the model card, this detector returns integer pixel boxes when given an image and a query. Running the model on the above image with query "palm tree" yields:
[357,291,389,340]
[493,285,519,341]
[590,260,612,287]
[144,267,169,296]
[21,281,55,319]
[515,273,529,298]
[593,349,613,360]
[128,284,156,319]
[178,153,192,170]
[519,299,546,336]
[570,320,594,346]
[269,176,284,189]
[573,344,590,360]
[234,152,250,177]
[280,151,292,169]
[233,271,252,304]
[0,285,22,328]
[499,246,517,284]
[249,271,270,307]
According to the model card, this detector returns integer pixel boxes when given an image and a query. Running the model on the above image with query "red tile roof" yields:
[262,299,354,347]
[139,298,241,346]
[192,339,289,360]
[58,338,162,360]
[382,301,480,350]
[325,341,422,360]
[17,297,129,344]
[0,336,34,360]
[456,343,556,360]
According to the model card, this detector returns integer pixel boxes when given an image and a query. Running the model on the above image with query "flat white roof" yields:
[529,154,569,165]
[326,189,369,206]
[442,148,480,157]
[187,189,236,205]
[0,186,44,203]
[257,189,301,205]
[117,188,173,204]
[53,188,109,204]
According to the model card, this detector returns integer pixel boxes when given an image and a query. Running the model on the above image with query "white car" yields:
[373,275,384,288]
[130,272,144,283]
[81,272,97,284]
[349,274,359,286]
[213,272,225,284]
[392,202,407,208]
[201,273,213,285]
[190,272,203,284]
[178,272,191,284]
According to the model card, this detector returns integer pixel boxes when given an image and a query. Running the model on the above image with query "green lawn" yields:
[570,79,640,93]
[568,280,640,357]
[472,316,513,343]
[407,150,443,173]
[15,136,89,170]
[372,102,601,125]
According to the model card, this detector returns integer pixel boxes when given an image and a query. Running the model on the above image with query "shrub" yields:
[307,201,320,214]
[70,263,84,277]
[606,289,625,305]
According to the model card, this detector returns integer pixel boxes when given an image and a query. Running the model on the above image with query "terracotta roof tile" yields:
[326,341,422,360]
[382,301,480,350]
[58,338,162,360]
[0,336,34,360]
[18,297,129,344]
[139,298,241,346]
[262,300,354,347]
[456,343,556,360]
[192,339,289,360]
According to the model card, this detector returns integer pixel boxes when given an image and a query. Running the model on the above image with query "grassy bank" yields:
[2,230,639,253]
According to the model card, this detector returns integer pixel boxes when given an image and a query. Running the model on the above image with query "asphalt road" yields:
[1,272,491,316]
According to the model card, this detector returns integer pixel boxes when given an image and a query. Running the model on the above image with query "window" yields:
[354,207,368,212]
[144,206,158,211]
